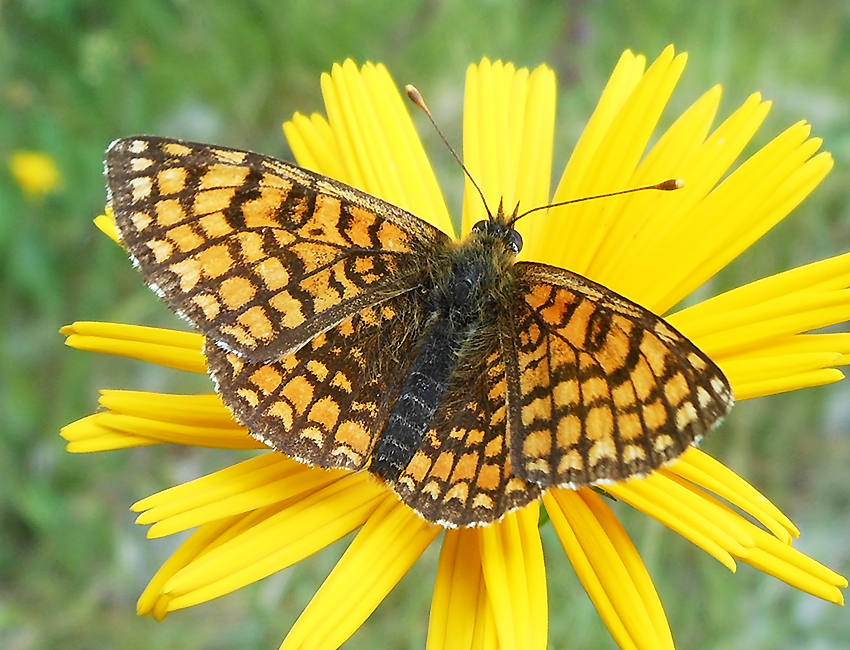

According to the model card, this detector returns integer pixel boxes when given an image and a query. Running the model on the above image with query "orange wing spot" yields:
[476,464,501,491]
[422,480,442,500]
[130,211,153,231]
[471,493,495,509]
[586,406,614,441]
[266,399,294,427]
[523,283,555,311]
[243,187,289,228]
[404,451,432,483]
[219,276,257,310]
[556,414,582,448]
[483,436,503,458]
[194,188,236,216]
[642,400,668,429]
[522,429,552,458]
[236,387,260,407]
[331,371,352,393]
[157,167,188,195]
[162,142,192,156]
[268,291,306,328]
[375,220,410,251]
[617,412,643,441]
[640,332,669,376]
[622,444,647,464]
[192,292,220,318]
[631,357,657,401]
[612,381,637,410]
[430,452,455,481]
[249,365,283,394]
[346,207,378,247]
[156,198,187,227]
[664,372,690,405]
[504,477,527,494]
[198,244,234,279]
[653,434,675,453]
[557,451,583,476]
[443,482,470,504]
[281,375,314,413]
[553,377,580,407]
[200,163,249,189]
[676,402,698,428]
[198,212,235,239]
[306,359,329,381]
[237,306,274,342]
[687,352,708,371]
[168,223,204,253]
[521,396,551,426]
[588,440,616,467]
[211,148,248,164]
[130,157,152,172]
[299,426,325,446]
[308,396,341,430]
[336,420,372,457]
[254,257,290,290]
[581,375,610,405]
[561,300,595,348]
[596,325,631,373]
[146,238,174,263]
[235,231,266,263]
[451,453,480,482]
[169,258,202,292]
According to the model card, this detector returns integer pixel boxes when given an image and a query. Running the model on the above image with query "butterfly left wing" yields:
[502,262,734,489]
[105,136,449,362]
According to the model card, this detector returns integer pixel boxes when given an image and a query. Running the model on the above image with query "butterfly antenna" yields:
[509,179,684,227]
[405,84,493,219]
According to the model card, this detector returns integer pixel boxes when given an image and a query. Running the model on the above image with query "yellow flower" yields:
[63,47,847,650]
[9,150,61,197]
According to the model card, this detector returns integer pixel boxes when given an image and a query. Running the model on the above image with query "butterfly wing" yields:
[205,291,426,471]
[105,136,449,362]
[503,262,734,488]
[392,346,541,527]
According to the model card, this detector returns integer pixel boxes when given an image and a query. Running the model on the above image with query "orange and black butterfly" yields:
[105,136,733,527]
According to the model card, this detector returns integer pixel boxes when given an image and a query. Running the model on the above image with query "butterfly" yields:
[105,136,734,527]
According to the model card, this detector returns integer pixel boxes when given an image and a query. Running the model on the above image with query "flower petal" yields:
[62,321,205,373]
[61,390,260,451]
[461,59,556,242]
[544,489,674,650]
[284,60,453,234]
[280,496,440,650]
[478,503,547,650]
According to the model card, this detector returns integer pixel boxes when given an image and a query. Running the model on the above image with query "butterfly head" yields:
[470,198,523,255]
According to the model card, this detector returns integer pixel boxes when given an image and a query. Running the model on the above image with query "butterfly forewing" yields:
[105,137,447,361]
[504,262,734,488]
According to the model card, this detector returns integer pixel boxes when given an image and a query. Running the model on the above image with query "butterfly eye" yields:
[506,229,523,254]
[471,220,488,233]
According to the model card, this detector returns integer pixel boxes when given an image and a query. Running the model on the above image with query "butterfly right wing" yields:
[106,136,449,362]
[502,262,734,489]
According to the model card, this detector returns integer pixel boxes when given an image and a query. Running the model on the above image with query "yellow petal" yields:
[285,60,453,234]
[478,503,547,650]
[545,489,673,650]
[281,496,440,650]
[62,321,205,373]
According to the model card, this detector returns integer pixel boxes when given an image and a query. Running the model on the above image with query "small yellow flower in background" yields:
[63,46,847,650]
[9,150,61,197]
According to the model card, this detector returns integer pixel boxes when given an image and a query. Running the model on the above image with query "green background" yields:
[2,1,849,648]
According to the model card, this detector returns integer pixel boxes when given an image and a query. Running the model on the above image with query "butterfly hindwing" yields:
[504,262,734,488]
[205,291,427,470]
[393,346,541,527]
[105,136,449,362]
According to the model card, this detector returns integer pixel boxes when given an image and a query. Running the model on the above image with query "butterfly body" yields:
[106,136,734,527]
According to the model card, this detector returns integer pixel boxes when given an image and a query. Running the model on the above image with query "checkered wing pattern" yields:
[205,293,424,470]
[394,348,541,526]
[504,262,734,488]
[105,137,447,362]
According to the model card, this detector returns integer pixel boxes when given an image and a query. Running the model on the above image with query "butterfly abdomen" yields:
[371,240,511,483]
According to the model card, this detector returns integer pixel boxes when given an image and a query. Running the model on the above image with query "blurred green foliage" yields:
[1,1,849,649]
